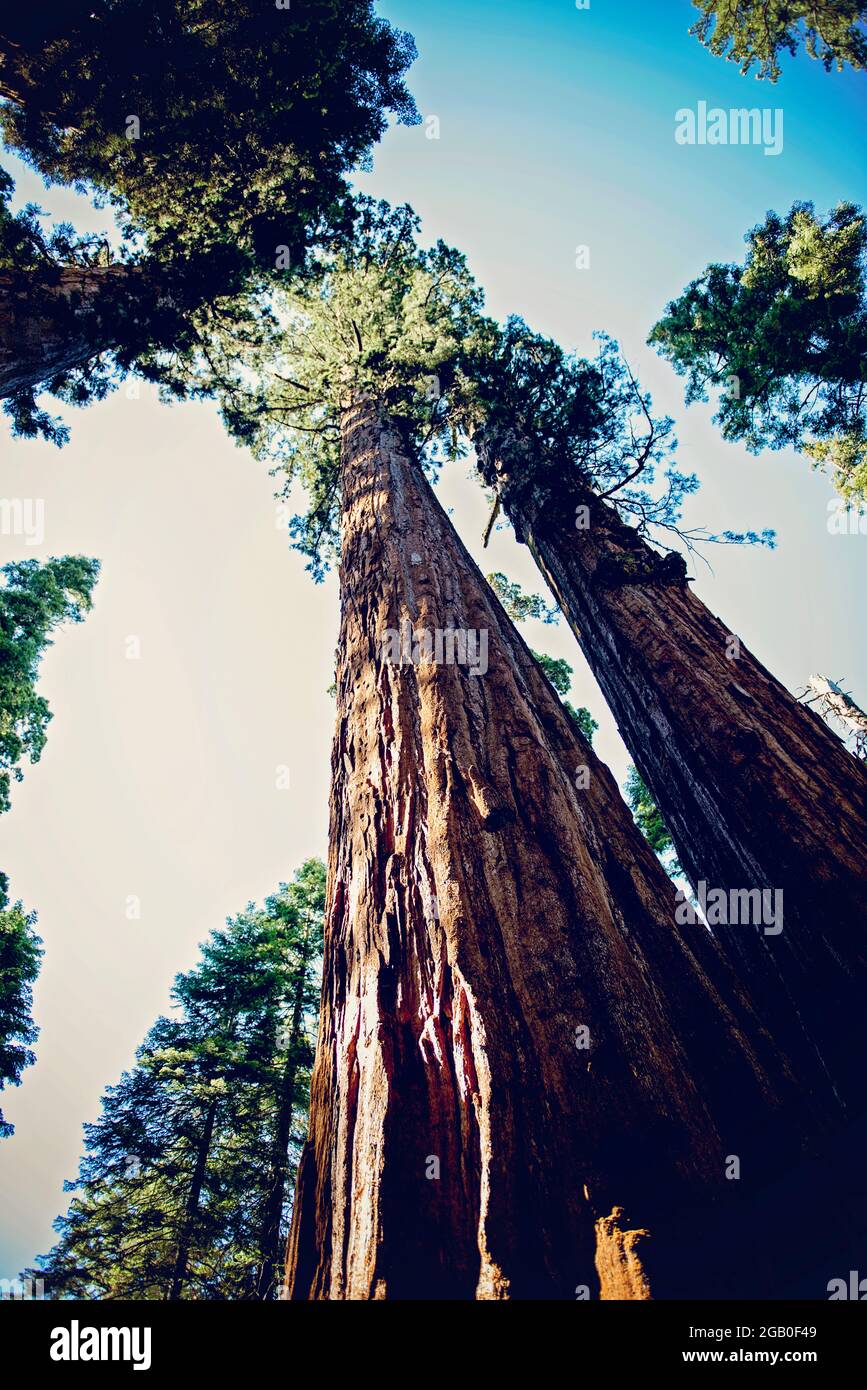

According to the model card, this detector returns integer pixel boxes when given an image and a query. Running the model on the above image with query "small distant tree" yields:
[531,651,598,743]
[486,571,558,625]
[486,572,597,740]
[32,861,325,1299]
[624,767,682,880]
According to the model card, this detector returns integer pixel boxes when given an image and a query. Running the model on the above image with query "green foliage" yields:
[0,167,119,442]
[0,4,417,257]
[530,651,598,742]
[624,766,682,879]
[461,319,771,552]
[32,861,326,1299]
[531,650,573,697]
[202,198,485,578]
[0,885,42,1137]
[0,556,100,814]
[486,571,559,625]
[484,572,596,739]
[565,701,599,744]
[650,201,867,502]
[0,555,96,1133]
[690,1,867,80]
[459,320,679,515]
[0,2,418,437]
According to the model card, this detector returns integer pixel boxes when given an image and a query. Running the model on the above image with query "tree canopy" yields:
[689,1,867,80]
[0,3,417,259]
[197,198,485,578]
[0,2,418,438]
[462,317,774,555]
[650,201,867,502]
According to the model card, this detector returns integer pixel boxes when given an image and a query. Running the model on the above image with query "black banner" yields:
[3,1298,863,1376]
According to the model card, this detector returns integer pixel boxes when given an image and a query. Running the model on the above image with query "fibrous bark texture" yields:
[475,435,867,1119]
[286,397,835,1302]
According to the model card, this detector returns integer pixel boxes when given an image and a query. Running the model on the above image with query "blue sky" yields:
[0,0,864,1278]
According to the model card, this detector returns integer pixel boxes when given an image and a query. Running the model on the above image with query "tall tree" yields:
[650,201,867,503]
[0,555,98,1133]
[0,1,418,435]
[464,317,867,1118]
[32,862,325,1299]
[689,1,867,80]
[209,203,842,1299]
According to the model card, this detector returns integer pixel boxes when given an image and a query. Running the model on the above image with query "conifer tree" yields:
[0,555,98,1134]
[32,862,325,1299]
[0,885,41,1138]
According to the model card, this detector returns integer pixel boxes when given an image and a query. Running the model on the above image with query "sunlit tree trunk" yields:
[286,395,829,1302]
[474,431,867,1116]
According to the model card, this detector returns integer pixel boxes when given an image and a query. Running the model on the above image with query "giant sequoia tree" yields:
[650,201,867,503]
[0,555,98,1134]
[33,863,325,1300]
[0,1,417,434]
[464,316,867,1118]
[209,202,848,1300]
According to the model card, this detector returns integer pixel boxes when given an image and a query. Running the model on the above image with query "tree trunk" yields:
[474,432,867,1116]
[0,263,178,399]
[168,1096,219,1302]
[285,395,835,1301]
[253,923,313,1300]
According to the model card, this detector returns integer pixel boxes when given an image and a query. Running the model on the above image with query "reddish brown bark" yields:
[285,396,837,1301]
[474,433,867,1117]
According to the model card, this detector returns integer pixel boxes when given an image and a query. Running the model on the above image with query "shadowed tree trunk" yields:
[0,263,190,399]
[168,1095,219,1302]
[474,432,867,1117]
[285,395,839,1302]
[253,916,315,1301]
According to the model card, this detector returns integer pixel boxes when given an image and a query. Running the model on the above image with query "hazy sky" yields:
[1,0,865,1278]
